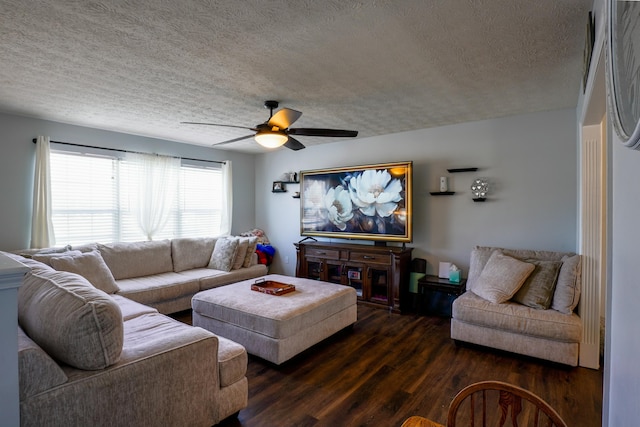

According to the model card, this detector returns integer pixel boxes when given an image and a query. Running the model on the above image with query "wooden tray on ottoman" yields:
[251,278,296,296]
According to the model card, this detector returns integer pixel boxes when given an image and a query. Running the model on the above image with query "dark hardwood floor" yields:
[173,305,603,427]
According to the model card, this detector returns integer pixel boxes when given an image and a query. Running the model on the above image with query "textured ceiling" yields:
[0,0,591,153]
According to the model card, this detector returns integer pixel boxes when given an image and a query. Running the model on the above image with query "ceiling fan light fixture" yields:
[254,129,288,148]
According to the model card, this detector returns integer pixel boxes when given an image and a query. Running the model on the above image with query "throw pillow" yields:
[208,236,239,272]
[232,237,250,270]
[32,250,82,266]
[512,259,563,309]
[50,251,120,294]
[243,236,259,268]
[472,250,535,304]
[551,254,582,314]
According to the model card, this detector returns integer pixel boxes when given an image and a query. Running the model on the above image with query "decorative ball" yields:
[470,178,489,200]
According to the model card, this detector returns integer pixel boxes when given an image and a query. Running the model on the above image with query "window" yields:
[50,148,224,246]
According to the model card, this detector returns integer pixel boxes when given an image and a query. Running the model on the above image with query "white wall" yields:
[255,108,578,278]
[0,112,258,251]
[607,132,640,426]
[579,0,640,424]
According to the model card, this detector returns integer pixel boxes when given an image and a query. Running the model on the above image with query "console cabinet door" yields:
[343,263,365,298]
[367,265,391,306]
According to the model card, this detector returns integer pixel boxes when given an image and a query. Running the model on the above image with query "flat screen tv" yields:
[299,161,412,243]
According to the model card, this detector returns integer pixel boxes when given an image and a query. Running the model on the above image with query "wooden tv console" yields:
[295,241,412,313]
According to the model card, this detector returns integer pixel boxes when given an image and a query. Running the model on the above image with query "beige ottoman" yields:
[192,274,357,365]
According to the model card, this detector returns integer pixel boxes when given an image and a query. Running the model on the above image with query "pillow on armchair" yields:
[512,259,562,309]
[472,250,535,303]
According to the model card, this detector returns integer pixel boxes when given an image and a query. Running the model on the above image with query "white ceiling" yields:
[0,0,591,153]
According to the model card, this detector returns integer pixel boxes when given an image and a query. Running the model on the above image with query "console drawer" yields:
[305,248,340,260]
[350,252,391,265]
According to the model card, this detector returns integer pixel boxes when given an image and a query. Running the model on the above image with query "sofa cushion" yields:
[18,326,68,400]
[472,250,535,303]
[110,294,159,321]
[175,264,269,291]
[208,237,239,272]
[171,237,217,273]
[243,236,259,268]
[115,272,201,306]
[452,292,582,342]
[512,259,562,309]
[18,270,123,370]
[552,254,582,314]
[98,240,173,280]
[50,251,120,294]
[232,237,250,270]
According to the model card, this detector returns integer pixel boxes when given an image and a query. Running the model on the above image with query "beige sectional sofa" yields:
[451,246,582,366]
[24,236,268,314]
[8,235,268,426]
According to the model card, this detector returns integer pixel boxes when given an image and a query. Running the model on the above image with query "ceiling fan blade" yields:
[268,108,302,130]
[288,128,358,137]
[284,136,305,151]
[212,134,255,146]
[181,122,255,131]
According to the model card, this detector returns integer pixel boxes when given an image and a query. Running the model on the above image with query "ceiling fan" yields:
[181,100,358,151]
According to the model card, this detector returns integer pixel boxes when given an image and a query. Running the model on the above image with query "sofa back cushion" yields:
[18,270,123,370]
[171,237,217,272]
[98,240,173,280]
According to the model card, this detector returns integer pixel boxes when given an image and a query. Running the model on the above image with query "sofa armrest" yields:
[18,326,67,401]
[20,314,223,427]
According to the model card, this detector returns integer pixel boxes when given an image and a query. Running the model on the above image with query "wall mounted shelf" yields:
[447,167,478,173]
[429,191,455,196]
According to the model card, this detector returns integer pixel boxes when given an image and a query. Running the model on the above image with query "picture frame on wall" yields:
[607,0,640,149]
[583,11,595,93]
[299,161,413,243]
[272,181,285,192]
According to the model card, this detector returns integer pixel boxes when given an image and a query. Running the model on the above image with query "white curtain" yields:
[30,136,55,248]
[127,152,180,240]
[219,160,232,236]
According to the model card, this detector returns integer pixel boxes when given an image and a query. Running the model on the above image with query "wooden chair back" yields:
[446,381,567,427]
